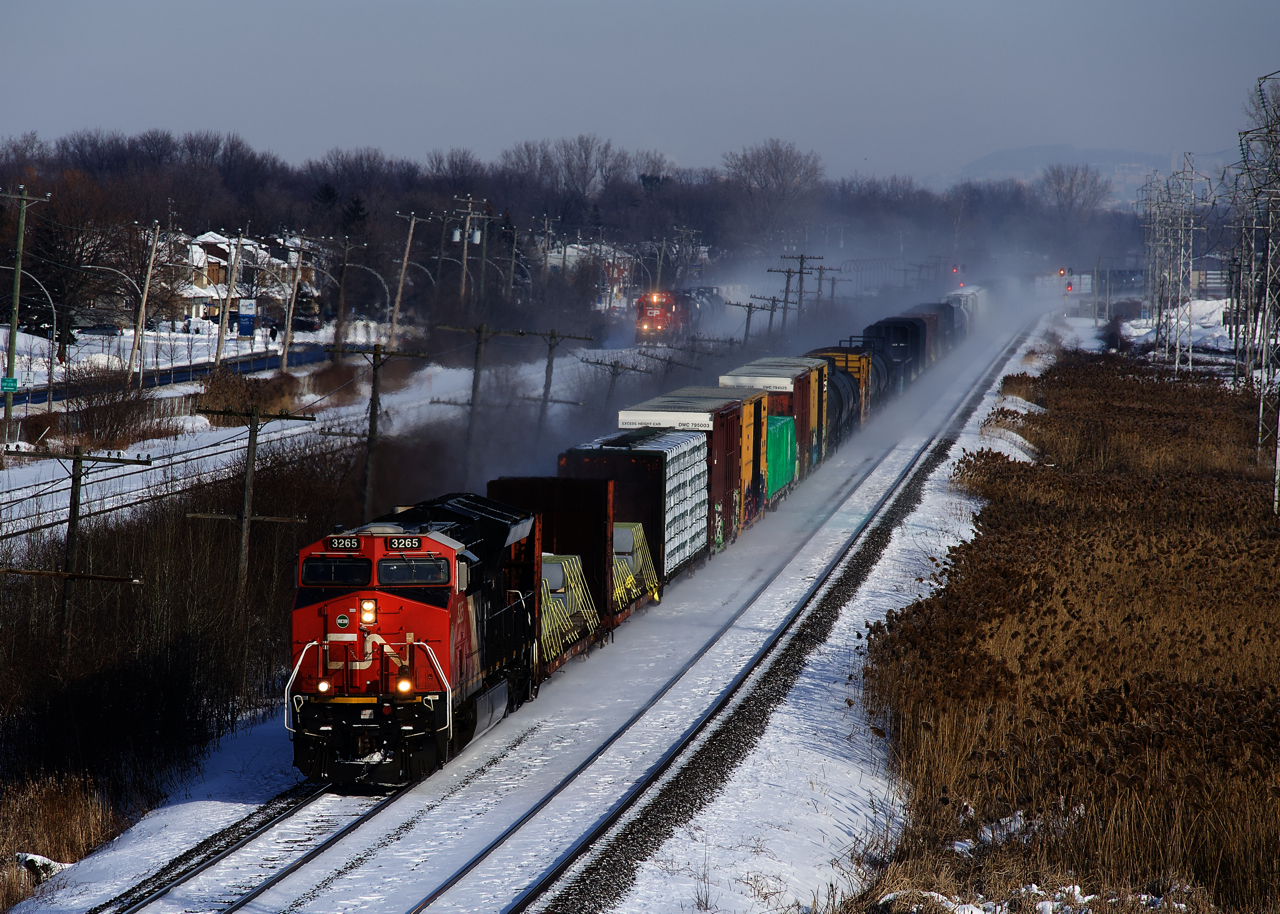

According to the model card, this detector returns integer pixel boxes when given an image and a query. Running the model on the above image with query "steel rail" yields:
[218,780,423,913]
[110,780,421,914]
[96,784,331,914]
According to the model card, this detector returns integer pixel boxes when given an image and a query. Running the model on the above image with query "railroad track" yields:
[70,321,1030,914]
[86,783,407,914]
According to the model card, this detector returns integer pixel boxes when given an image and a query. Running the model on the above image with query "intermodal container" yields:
[617,386,769,550]
[719,356,827,476]
[558,429,708,581]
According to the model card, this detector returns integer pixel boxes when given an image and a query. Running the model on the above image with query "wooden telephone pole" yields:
[3,186,48,425]
[2,445,152,660]
[188,407,315,595]
[766,266,801,334]
[534,328,593,443]
[436,324,536,487]
[725,299,768,346]
[391,212,431,345]
[328,343,434,522]
[781,253,821,324]
[578,356,652,411]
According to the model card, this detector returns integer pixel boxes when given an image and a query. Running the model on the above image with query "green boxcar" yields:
[765,415,797,500]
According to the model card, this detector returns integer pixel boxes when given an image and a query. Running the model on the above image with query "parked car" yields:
[78,324,124,337]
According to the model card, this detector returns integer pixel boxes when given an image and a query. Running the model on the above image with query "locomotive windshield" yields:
[377,557,450,585]
[301,556,372,586]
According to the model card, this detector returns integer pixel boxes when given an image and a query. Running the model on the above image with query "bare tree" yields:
[554,134,629,201]
[1033,164,1113,223]
[424,147,485,193]
[722,138,824,241]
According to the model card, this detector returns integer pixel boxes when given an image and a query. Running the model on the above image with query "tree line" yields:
[0,128,1137,338]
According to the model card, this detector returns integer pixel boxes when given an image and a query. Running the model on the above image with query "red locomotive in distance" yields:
[635,290,695,342]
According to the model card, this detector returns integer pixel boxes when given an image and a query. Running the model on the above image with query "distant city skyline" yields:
[4,1,1277,181]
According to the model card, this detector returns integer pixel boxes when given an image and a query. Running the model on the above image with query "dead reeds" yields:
[858,351,1280,911]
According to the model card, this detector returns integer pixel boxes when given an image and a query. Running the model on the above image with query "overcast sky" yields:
[5,0,1278,180]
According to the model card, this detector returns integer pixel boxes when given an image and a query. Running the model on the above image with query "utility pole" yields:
[3,186,48,426]
[435,212,453,305]
[436,324,535,488]
[479,201,494,301]
[535,214,559,285]
[189,407,315,595]
[454,195,488,307]
[766,267,800,334]
[725,299,766,347]
[505,212,519,301]
[578,356,652,411]
[124,221,161,386]
[811,264,840,321]
[331,236,361,362]
[392,212,427,345]
[782,254,821,324]
[214,230,243,367]
[2,444,152,660]
[671,226,701,286]
[328,343,434,521]
[654,237,667,290]
[534,328,594,443]
[280,236,307,372]
[827,275,852,317]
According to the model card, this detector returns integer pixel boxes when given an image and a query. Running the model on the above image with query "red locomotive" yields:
[287,494,540,784]
[635,290,695,342]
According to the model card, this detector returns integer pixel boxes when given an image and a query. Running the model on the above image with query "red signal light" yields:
[1066,282,1073,292]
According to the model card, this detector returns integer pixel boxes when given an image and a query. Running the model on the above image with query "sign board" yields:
[238,299,257,338]
[1,377,16,393]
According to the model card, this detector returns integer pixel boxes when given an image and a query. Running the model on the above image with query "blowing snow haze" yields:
[4,0,1278,180]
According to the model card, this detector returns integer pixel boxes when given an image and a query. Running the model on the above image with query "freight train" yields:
[286,289,985,784]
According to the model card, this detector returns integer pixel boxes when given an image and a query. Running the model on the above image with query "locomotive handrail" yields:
[283,641,319,733]
[414,642,452,742]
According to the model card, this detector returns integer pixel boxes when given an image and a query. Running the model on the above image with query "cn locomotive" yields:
[287,289,984,784]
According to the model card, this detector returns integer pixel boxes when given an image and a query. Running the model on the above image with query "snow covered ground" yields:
[1119,297,1234,353]
[0,317,381,398]
[11,308,1075,914]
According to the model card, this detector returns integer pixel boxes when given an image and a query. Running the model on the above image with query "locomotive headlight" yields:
[316,679,332,694]
[396,677,413,694]
[359,598,377,624]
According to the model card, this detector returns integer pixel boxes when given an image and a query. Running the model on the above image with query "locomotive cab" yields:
[635,291,693,341]
[287,495,539,785]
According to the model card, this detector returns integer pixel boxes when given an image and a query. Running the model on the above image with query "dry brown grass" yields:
[856,351,1280,912]
[199,368,303,424]
[0,775,123,909]
[300,361,364,407]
